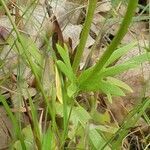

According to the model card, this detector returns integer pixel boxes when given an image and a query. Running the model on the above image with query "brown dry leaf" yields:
[106,97,128,124]
[22,88,37,100]
[63,23,94,49]
[91,13,105,35]
[51,1,83,26]
[11,85,36,108]
[0,107,12,149]
[63,23,82,50]
[22,4,46,36]
[96,0,111,13]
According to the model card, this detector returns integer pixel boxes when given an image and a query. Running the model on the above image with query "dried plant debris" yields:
[0,0,149,149]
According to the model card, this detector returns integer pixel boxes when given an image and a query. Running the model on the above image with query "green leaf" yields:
[67,83,77,97]
[107,77,133,92]
[99,81,126,96]
[79,72,101,91]
[57,59,77,97]
[74,106,91,126]
[13,126,35,150]
[89,129,110,150]
[56,44,71,69]
[91,109,111,124]
[107,93,113,103]
[126,52,150,63]
[78,66,94,84]
[79,51,150,95]
[105,42,137,67]
[79,78,125,96]
[42,126,54,149]
[57,60,75,82]
[22,125,34,142]
[90,124,118,134]
[55,104,110,149]
[100,62,137,77]
[101,52,150,77]
[73,106,110,149]
[13,140,23,150]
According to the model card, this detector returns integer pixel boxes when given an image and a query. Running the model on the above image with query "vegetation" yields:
[0,0,149,149]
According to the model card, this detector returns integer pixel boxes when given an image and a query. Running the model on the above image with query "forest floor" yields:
[0,0,149,149]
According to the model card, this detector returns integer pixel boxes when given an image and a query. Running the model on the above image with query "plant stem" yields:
[102,97,150,149]
[0,0,54,149]
[72,0,97,73]
[82,0,138,83]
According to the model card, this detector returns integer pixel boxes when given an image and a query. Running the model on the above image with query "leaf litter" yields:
[0,0,149,149]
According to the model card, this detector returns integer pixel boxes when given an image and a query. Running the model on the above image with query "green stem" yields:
[0,0,54,149]
[82,0,138,83]
[103,97,150,149]
[72,0,97,72]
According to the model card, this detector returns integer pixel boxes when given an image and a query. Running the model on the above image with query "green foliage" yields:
[55,102,111,149]
[78,0,138,85]
[0,0,149,149]
[102,97,150,149]
[42,126,54,149]
[56,44,77,97]
[78,43,150,99]
[56,42,150,101]
[13,126,35,150]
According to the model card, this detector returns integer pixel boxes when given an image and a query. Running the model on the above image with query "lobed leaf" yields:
[105,42,137,67]
[107,77,133,93]
[57,60,75,82]
[56,44,72,69]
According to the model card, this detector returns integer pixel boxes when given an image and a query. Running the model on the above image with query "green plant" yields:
[57,0,149,102]
[0,0,149,149]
